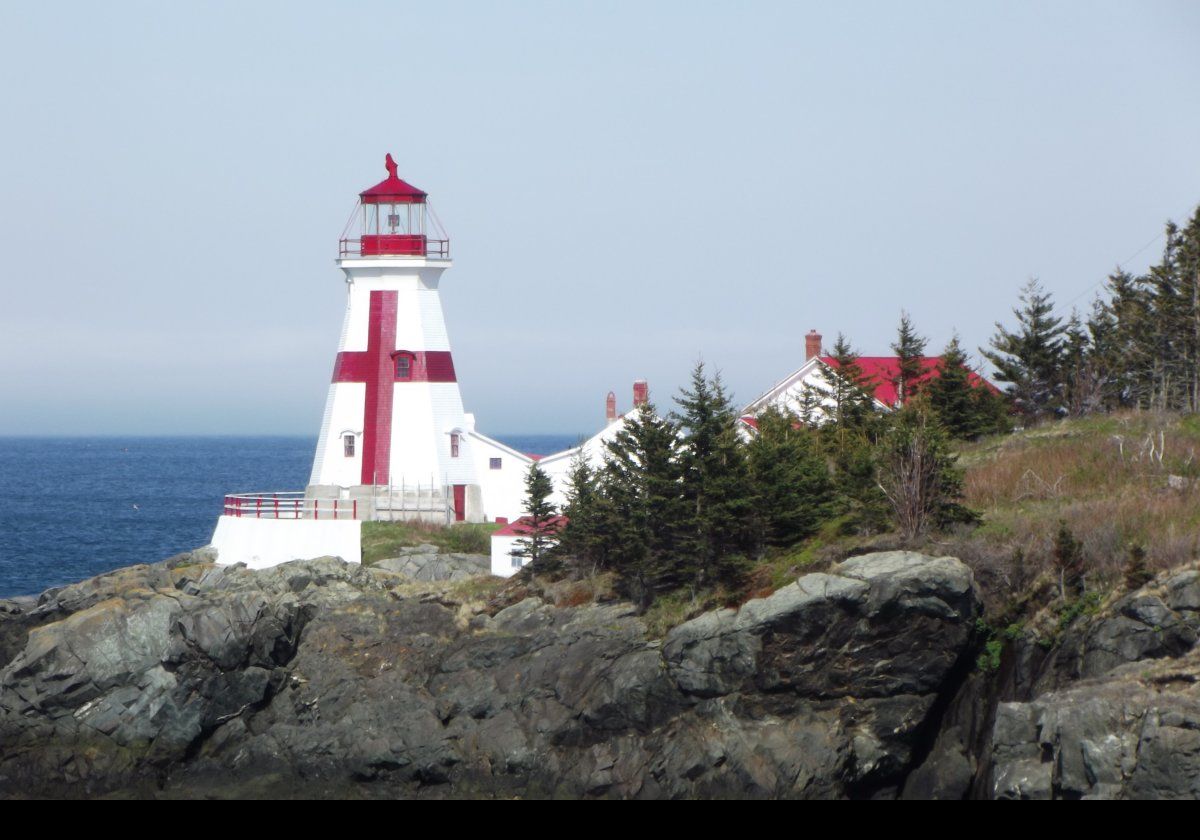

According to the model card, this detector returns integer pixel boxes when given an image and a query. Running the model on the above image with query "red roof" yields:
[820,356,998,407]
[493,515,568,538]
[360,154,427,205]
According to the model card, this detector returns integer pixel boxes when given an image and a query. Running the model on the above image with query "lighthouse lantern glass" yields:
[363,202,426,237]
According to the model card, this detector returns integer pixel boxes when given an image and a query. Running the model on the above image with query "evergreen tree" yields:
[1052,521,1086,601]
[746,406,834,547]
[812,335,887,532]
[891,311,928,406]
[983,278,1067,422]
[1105,268,1154,408]
[600,400,686,608]
[672,363,754,590]
[512,461,559,572]
[794,382,823,427]
[819,333,880,449]
[556,451,613,574]
[925,334,1009,439]
[874,405,976,540]
[1083,295,1122,410]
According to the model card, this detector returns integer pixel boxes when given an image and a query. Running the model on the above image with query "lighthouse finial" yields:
[385,153,398,179]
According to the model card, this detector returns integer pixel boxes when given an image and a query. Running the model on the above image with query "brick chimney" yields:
[606,390,617,423]
[633,380,649,408]
[805,329,822,361]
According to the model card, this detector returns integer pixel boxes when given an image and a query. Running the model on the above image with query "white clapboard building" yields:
[740,329,998,431]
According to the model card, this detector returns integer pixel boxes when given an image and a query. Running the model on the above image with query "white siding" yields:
[211,516,362,570]
[469,431,534,522]
[490,533,524,577]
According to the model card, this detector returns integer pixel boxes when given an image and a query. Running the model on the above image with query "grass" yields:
[941,410,1200,617]
[741,516,852,598]
[361,520,500,564]
[642,589,709,639]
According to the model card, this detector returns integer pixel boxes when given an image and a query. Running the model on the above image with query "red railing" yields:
[222,492,361,521]
[339,238,450,259]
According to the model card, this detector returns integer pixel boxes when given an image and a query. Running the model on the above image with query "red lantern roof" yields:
[360,153,428,205]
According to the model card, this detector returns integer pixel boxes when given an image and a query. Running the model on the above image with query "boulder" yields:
[373,552,490,582]
[0,550,981,799]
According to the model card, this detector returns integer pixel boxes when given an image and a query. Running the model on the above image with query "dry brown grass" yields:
[944,411,1200,616]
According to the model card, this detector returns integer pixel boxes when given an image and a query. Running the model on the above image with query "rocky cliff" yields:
[1,551,1197,798]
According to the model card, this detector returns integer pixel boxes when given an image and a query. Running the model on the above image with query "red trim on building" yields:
[322,291,394,484]
[327,290,459,484]
[333,350,457,384]
[360,234,427,255]
[359,154,428,205]
[493,515,569,538]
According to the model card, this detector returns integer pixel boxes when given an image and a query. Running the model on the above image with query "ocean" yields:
[0,434,580,598]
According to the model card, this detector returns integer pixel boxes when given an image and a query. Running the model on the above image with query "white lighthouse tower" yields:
[308,154,481,522]
[209,156,485,569]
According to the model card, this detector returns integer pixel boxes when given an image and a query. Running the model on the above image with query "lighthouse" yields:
[306,154,481,522]
[209,156,488,569]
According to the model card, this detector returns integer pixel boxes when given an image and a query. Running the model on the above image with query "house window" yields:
[343,434,355,457]
[450,433,460,458]
[395,354,412,380]
[489,457,502,470]
[511,552,523,569]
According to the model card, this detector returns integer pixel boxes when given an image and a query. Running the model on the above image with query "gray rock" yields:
[1165,571,1200,613]
[373,552,490,582]
[988,648,1200,799]
[0,551,983,799]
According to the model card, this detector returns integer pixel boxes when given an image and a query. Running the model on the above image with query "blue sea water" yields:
[0,434,579,598]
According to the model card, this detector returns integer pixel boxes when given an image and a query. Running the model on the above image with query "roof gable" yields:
[492,515,569,538]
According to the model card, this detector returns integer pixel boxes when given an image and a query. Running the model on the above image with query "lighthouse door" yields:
[452,484,466,522]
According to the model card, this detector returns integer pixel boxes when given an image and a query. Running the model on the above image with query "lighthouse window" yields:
[343,434,355,457]
[395,354,412,380]
[489,457,502,470]
[450,433,460,458]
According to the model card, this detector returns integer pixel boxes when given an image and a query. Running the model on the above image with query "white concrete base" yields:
[210,516,362,570]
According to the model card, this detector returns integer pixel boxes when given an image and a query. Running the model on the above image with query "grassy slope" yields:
[737,410,1200,623]
[951,412,1200,601]
[360,520,499,564]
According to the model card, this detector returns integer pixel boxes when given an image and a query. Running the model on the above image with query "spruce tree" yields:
[812,335,886,533]
[672,363,754,590]
[512,461,559,572]
[1061,311,1101,416]
[926,335,1009,439]
[600,400,685,608]
[556,451,612,574]
[819,333,880,449]
[891,311,928,406]
[1105,268,1154,408]
[1083,295,1122,411]
[746,406,834,547]
[983,278,1067,422]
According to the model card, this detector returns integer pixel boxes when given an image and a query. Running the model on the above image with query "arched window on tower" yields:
[394,352,414,380]
[450,432,460,458]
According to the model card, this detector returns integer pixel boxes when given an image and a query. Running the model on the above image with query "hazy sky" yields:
[1,1,1198,437]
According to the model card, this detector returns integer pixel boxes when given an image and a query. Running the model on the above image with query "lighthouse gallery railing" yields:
[223,492,360,521]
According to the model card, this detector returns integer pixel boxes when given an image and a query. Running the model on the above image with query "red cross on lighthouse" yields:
[331,290,457,485]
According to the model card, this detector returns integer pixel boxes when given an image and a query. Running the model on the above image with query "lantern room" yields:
[339,154,450,259]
